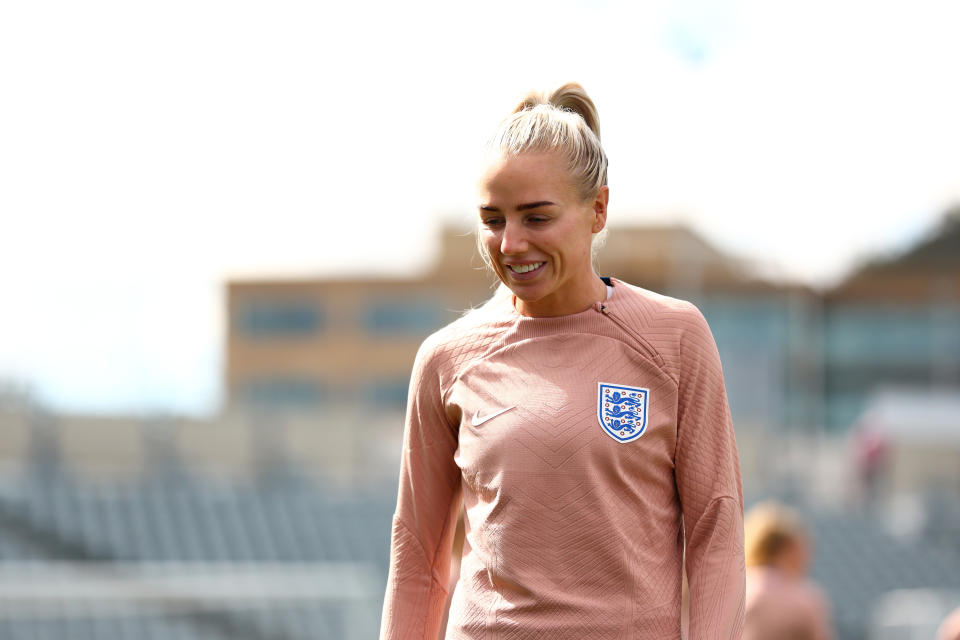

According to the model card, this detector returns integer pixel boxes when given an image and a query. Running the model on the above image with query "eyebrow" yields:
[478,201,556,212]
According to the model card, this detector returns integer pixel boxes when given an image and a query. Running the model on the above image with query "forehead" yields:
[477,151,576,202]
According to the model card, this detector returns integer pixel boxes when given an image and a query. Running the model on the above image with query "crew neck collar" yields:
[507,276,616,320]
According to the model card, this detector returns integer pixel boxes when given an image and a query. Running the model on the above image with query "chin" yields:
[511,288,554,310]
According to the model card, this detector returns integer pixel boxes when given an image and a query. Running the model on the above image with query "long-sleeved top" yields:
[380,278,745,639]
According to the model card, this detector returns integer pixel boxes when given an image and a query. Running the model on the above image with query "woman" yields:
[380,83,744,639]
[743,502,833,640]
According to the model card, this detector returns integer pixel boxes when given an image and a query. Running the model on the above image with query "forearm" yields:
[685,495,745,639]
[380,515,455,640]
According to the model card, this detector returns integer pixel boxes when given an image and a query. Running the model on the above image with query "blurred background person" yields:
[938,606,960,640]
[744,501,834,640]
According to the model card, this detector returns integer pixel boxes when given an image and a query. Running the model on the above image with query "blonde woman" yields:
[743,501,833,640]
[380,83,744,639]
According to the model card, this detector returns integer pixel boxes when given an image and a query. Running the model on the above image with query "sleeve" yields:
[674,304,745,639]
[379,337,463,640]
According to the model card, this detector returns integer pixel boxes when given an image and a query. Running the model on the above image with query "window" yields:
[825,305,934,364]
[370,378,409,408]
[699,299,788,349]
[362,300,446,336]
[238,300,323,338]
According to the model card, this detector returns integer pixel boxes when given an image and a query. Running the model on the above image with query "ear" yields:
[591,185,609,233]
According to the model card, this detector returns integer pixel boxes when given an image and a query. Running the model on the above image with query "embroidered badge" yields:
[597,382,649,443]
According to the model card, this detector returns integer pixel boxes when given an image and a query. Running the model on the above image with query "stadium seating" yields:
[0,467,394,639]
[2,470,958,639]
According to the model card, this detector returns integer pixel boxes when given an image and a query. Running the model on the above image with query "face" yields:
[477,151,608,317]
[778,537,811,577]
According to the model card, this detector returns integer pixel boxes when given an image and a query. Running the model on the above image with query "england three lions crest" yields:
[598,382,649,443]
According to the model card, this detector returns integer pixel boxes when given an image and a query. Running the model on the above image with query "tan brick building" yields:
[225,223,776,411]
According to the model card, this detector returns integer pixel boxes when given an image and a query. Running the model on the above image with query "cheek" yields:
[480,230,499,257]
[555,224,593,260]
[479,231,507,276]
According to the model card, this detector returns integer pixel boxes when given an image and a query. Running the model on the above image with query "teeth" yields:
[509,262,544,274]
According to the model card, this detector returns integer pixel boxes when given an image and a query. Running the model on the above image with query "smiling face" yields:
[477,151,608,317]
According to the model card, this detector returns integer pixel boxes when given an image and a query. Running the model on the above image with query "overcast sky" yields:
[2,0,958,415]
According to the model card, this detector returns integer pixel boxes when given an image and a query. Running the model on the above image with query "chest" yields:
[449,335,679,491]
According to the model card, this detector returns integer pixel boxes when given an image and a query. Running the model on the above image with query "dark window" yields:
[239,301,323,338]
[699,299,787,348]
[362,300,445,336]
[825,305,934,364]
[370,378,410,408]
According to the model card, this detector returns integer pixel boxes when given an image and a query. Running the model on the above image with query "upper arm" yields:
[674,304,741,512]
[674,304,745,638]
[394,338,463,572]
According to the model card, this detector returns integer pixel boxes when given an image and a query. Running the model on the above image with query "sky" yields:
[1,0,958,416]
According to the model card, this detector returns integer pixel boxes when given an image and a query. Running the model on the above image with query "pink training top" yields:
[744,566,833,640]
[380,279,745,639]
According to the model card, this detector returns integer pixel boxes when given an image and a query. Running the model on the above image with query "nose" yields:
[500,219,528,255]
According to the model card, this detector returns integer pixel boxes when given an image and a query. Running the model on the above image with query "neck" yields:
[513,274,608,317]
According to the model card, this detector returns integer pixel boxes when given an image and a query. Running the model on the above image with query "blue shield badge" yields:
[597,382,649,443]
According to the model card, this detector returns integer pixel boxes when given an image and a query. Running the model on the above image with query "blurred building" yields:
[226,209,960,434]
[226,223,822,428]
[226,229,496,411]
[823,209,960,428]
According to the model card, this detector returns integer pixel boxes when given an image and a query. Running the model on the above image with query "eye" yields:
[480,216,504,228]
[526,215,550,224]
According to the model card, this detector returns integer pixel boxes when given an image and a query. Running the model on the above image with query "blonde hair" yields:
[488,82,608,201]
[744,501,809,568]
[477,83,609,273]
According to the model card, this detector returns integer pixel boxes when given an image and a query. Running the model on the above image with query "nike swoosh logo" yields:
[471,406,516,426]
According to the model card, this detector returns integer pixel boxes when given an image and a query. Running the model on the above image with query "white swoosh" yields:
[471,406,516,426]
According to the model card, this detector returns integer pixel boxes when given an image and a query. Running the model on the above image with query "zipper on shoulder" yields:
[598,304,665,368]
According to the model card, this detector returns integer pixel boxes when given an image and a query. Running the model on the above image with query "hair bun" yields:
[495,82,607,201]
[512,82,601,140]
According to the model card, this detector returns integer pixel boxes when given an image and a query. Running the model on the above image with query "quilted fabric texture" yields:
[380,279,744,639]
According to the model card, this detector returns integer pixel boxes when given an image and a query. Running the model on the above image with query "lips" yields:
[505,261,546,279]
